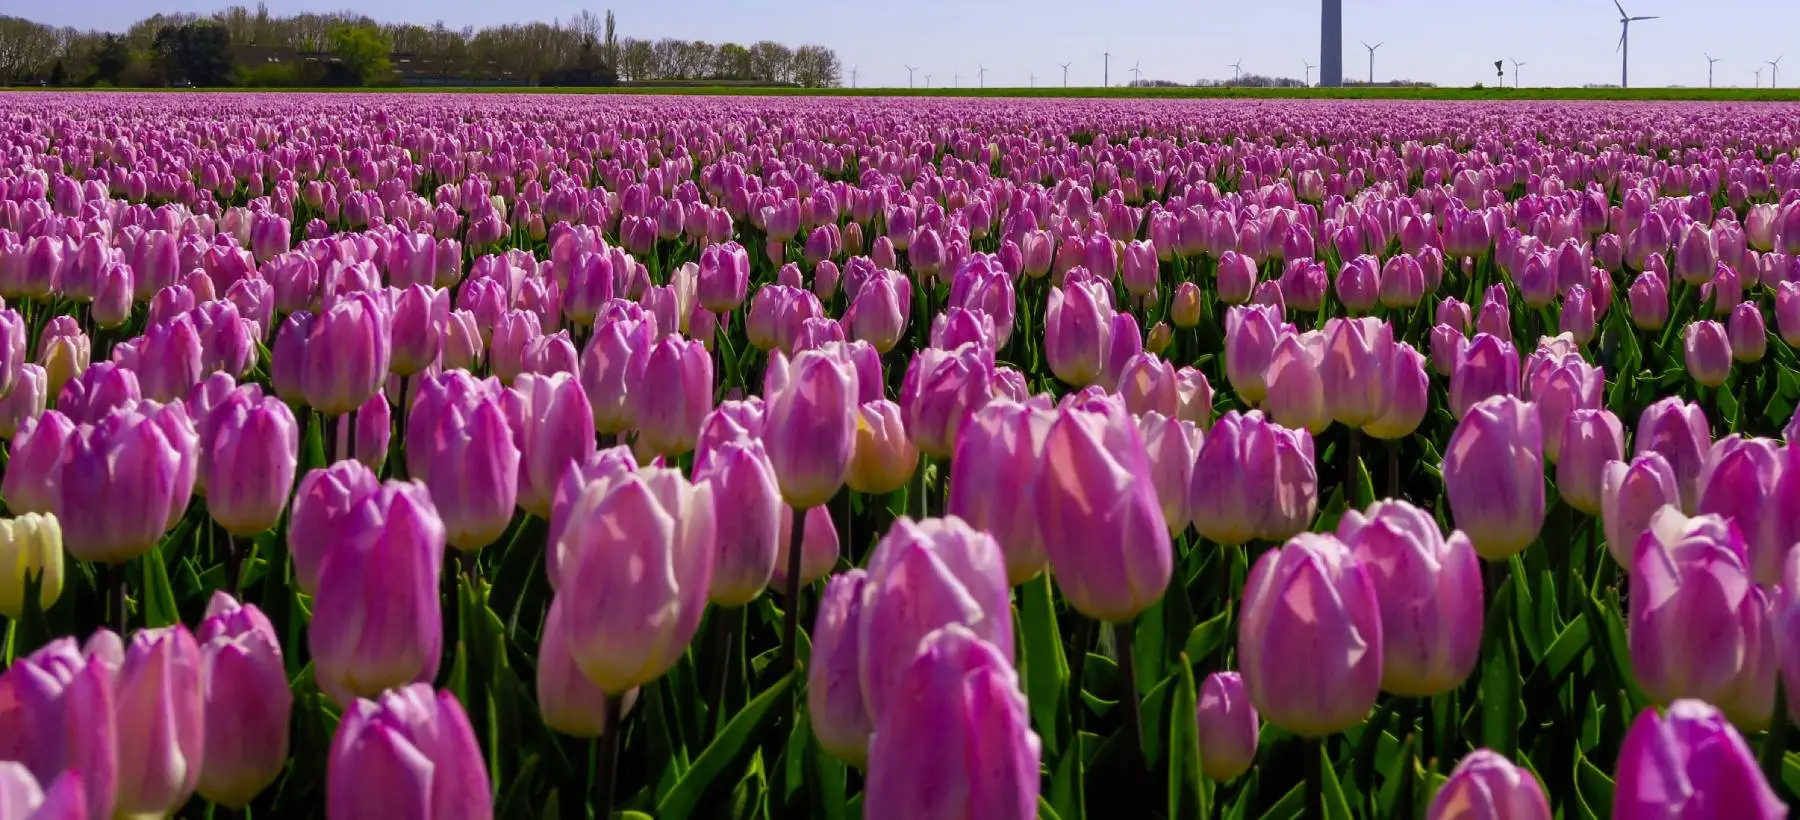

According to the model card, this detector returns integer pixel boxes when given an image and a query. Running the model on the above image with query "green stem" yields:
[594,695,624,819]
[1305,736,1324,820]
[779,506,808,678]
[1116,619,1144,767]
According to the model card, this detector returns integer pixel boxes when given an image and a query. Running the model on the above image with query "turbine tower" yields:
[1361,41,1383,85]
[924,72,933,88]
[1104,51,1112,87]
[978,64,989,88]
[1230,59,1244,83]
[1303,60,1315,86]
[850,67,859,88]
[1769,56,1783,88]
[1705,54,1721,88]
[1029,72,1037,88]
[1511,59,1527,88]
[1059,61,1073,87]
[1614,0,1659,88]
[1321,0,1343,87]
[1130,60,1143,86]
[1753,67,1762,88]
[905,64,917,88]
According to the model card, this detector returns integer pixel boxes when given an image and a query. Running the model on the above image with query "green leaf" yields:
[1022,573,1069,756]
[1508,556,1543,663]
[1167,655,1205,820]
[1037,796,1065,820]
[1540,613,1591,682]
[1376,733,1417,820]
[1352,447,1377,510]
[657,673,794,820]
[1049,730,1086,820]
[1182,611,1232,667]
[1481,575,1521,759]
[140,546,180,628]
[1320,747,1355,820]
[1576,753,1615,814]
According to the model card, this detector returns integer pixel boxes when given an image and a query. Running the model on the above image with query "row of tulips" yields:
[1,94,1799,819]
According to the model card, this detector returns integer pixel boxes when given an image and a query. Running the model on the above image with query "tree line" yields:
[0,6,843,88]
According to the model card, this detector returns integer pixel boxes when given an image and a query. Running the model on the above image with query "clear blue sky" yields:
[34,0,1800,90]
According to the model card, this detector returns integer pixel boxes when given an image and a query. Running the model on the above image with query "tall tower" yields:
[1320,0,1343,87]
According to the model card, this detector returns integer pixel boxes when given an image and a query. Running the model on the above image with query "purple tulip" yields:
[1263,330,1328,434]
[136,316,203,404]
[1728,302,1768,363]
[1684,320,1733,388]
[1558,409,1625,516]
[196,593,292,809]
[1339,500,1483,697]
[1195,672,1259,782]
[56,411,183,565]
[1364,342,1429,440]
[328,684,492,820]
[390,284,448,377]
[0,764,86,820]
[201,391,299,537]
[421,396,519,552]
[303,292,390,416]
[0,636,118,820]
[1045,275,1113,388]
[1239,532,1382,736]
[1697,436,1786,585]
[1031,397,1172,621]
[3,411,74,516]
[810,570,873,765]
[847,399,918,496]
[310,481,445,704]
[1635,397,1713,513]
[949,400,1054,584]
[632,335,713,458]
[536,595,635,739]
[102,626,204,817]
[1428,750,1551,820]
[771,504,841,591]
[1613,700,1783,819]
[900,343,995,459]
[1449,334,1520,420]
[1777,281,1800,347]
[858,516,1013,727]
[1138,412,1202,536]
[1223,304,1284,407]
[554,465,714,693]
[1631,509,1775,729]
[1320,317,1394,429]
[1189,411,1319,545]
[764,349,858,510]
[504,372,597,518]
[693,439,781,607]
[1442,396,1546,561]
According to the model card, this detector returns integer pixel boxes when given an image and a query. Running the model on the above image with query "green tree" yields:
[151,22,232,86]
[326,22,390,86]
[88,34,130,85]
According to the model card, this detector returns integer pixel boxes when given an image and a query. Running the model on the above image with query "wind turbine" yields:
[1768,56,1782,88]
[905,64,917,88]
[1059,61,1073,87]
[1104,51,1112,86]
[1361,41,1383,85]
[1753,66,1762,88]
[1705,54,1721,88]
[1613,0,1659,88]
[977,64,989,88]
[850,67,859,88]
[1511,59,1527,88]
[953,72,961,88]
[1229,59,1243,83]
[1029,72,1037,88]
[1130,60,1143,86]
[1304,60,1315,86]
[924,72,933,88]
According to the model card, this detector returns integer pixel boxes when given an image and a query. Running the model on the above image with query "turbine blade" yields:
[1617,30,1626,52]
[1612,0,1627,17]
[1632,15,1658,20]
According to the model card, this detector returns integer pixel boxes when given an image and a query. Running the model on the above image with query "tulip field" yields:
[4,92,1800,820]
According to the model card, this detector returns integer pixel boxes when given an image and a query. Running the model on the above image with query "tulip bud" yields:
[555,466,714,693]
[1684,320,1732,388]
[847,400,918,496]
[328,685,492,820]
[1195,672,1259,782]
[0,764,86,819]
[537,596,635,738]
[0,363,46,439]
[1777,281,1800,347]
[1320,317,1394,429]
[1046,278,1112,388]
[771,504,840,591]
[1728,302,1767,363]
[693,439,780,607]
[0,513,62,619]
[1239,533,1382,736]
[1613,700,1783,819]
[1442,396,1546,560]
[57,411,183,565]
[1628,271,1669,330]
[1364,342,1429,440]
[202,393,300,537]
[1190,411,1318,545]
[109,626,205,816]
[864,625,1040,820]
[810,570,873,766]
[390,284,447,377]
[1171,281,1202,328]
[1031,399,1172,622]
[949,400,1053,584]
[303,292,390,416]
[1340,500,1483,697]
[1138,412,1201,536]
[1263,330,1328,435]
[1635,397,1712,514]
[0,639,119,820]
[1600,453,1680,571]
[1697,435,1786,585]
[421,397,519,552]
[632,335,712,458]
[310,481,445,704]
[197,593,292,808]
[764,350,857,509]
[1557,409,1624,516]
[1224,305,1283,406]
[505,373,597,518]
[1428,750,1551,820]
